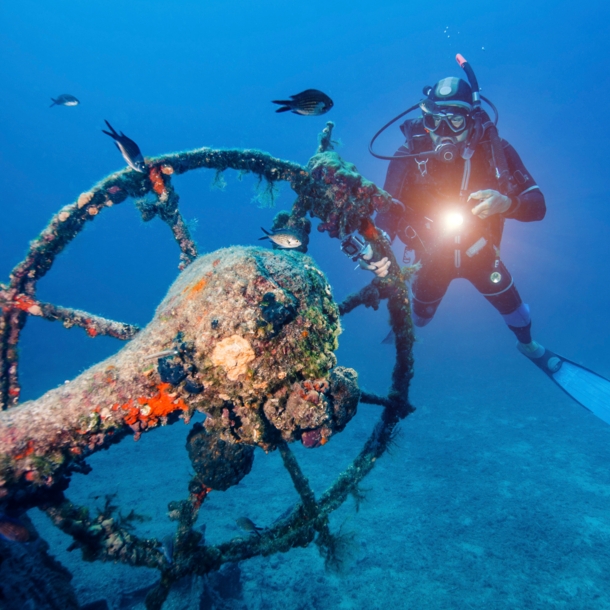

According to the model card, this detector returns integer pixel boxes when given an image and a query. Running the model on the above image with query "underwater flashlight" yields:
[444,212,464,231]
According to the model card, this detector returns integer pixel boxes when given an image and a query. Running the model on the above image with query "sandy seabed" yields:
[29,347,610,610]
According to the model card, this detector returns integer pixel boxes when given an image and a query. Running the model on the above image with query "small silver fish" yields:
[236,516,263,537]
[50,94,79,107]
[259,227,302,249]
[272,89,333,116]
[102,120,147,173]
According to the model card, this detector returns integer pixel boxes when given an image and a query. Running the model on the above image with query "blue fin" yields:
[529,349,610,425]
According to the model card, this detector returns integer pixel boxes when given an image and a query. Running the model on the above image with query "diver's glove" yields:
[359,244,391,278]
[468,189,511,219]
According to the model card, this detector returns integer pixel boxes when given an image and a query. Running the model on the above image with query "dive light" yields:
[444,211,464,231]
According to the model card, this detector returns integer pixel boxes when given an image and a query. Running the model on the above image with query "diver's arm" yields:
[376,155,413,242]
[505,186,546,221]
[359,246,391,277]
[375,198,405,243]
[502,141,547,222]
[362,156,414,277]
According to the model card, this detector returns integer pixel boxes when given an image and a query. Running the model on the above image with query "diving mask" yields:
[420,100,470,134]
[423,111,468,134]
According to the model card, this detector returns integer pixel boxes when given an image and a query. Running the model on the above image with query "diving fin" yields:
[520,346,610,426]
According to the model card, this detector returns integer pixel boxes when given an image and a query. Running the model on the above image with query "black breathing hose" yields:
[368,57,501,162]
[368,104,420,160]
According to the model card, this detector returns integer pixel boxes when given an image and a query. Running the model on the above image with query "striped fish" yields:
[272,89,333,116]
[102,120,147,173]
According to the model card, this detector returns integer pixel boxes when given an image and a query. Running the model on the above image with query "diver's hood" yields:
[424,76,473,111]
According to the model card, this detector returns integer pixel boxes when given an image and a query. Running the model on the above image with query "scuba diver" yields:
[357,54,610,425]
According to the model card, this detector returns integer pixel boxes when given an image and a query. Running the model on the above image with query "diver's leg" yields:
[411,256,453,327]
[467,253,543,354]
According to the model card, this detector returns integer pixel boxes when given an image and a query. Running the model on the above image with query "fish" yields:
[50,94,79,107]
[102,120,147,173]
[236,516,263,537]
[259,227,302,249]
[0,514,30,542]
[272,89,333,116]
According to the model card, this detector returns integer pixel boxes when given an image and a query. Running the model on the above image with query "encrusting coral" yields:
[0,246,358,504]
[210,335,256,381]
[0,122,416,610]
[186,423,255,491]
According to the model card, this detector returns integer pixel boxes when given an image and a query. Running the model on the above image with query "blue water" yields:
[2,1,610,608]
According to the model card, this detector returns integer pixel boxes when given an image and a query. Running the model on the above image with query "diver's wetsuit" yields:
[375,132,546,342]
